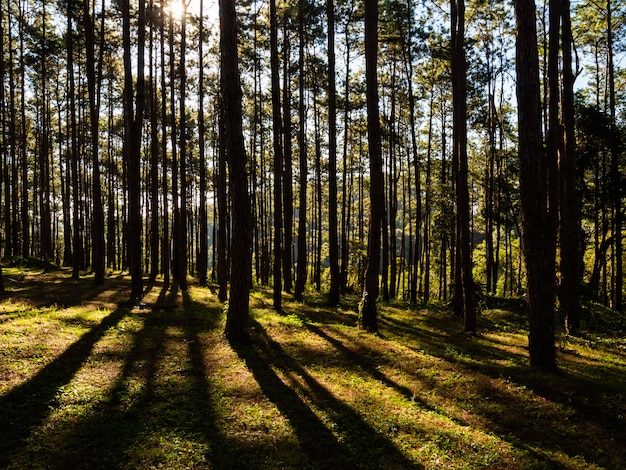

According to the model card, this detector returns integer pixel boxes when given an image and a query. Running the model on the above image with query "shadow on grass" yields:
[1,284,230,469]
[48,286,228,469]
[0,269,129,311]
[0,307,129,467]
[377,308,626,468]
[232,319,423,470]
[274,298,625,468]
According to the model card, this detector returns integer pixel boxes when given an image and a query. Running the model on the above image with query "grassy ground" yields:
[1,268,625,469]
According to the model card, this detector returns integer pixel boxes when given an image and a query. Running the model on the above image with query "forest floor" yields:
[0,267,625,469]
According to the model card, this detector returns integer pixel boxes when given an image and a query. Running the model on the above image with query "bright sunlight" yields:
[168,0,187,20]
[167,0,216,22]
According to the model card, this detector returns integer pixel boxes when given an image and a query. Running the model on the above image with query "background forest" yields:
[0,0,625,350]
[2,0,626,468]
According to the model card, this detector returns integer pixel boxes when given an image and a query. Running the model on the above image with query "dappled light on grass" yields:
[1,270,625,468]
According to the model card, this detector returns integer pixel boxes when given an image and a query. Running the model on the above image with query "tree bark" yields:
[294,0,308,301]
[451,0,476,332]
[122,0,145,300]
[514,0,557,370]
[84,0,105,285]
[559,0,581,332]
[360,0,383,333]
[270,0,283,310]
[327,0,340,305]
[221,0,252,341]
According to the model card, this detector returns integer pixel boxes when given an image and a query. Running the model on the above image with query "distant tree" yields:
[221,0,252,341]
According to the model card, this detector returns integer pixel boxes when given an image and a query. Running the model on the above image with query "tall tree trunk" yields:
[122,0,145,300]
[178,4,188,290]
[18,5,29,259]
[270,0,283,310]
[282,20,293,294]
[340,6,354,295]
[360,0,383,332]
[451,0,476,331]
[514,0,557,370]
[160,6,170,286]
[294,0,308,300]
[84,0,105,285]
[198,0,208,286]
[148,0,159,283]
[327,0,340,305]
[606,0,622,313]
[217,101,228,301]
[559,0,581,332]
[221,0,252,341]
[68,1,81,279]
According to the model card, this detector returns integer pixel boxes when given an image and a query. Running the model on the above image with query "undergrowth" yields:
[1,269,624,469]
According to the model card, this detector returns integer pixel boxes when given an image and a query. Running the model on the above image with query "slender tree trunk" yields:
[270,0,283,310]
[294,0,308,300]
[84,0,105,285]
[282,20,294,294]
[221,0,252,341]
[559,0,581,332]
[340,8,354,295]
[217,101,228,301]
[18,6,29,259]
[68,1,82,278]
[148,2,159,283]
[160,6,170,286]
[451,0,476,331]
[515,0,557,370]
[606,0,622,313]
[360,0,383,332]
[179,5,188,290]
[198,0,208,286]
[327,0,340,305]
[122,0,145,300]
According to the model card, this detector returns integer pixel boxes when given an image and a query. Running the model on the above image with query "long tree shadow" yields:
[0,306,129,467]
[231,319,423,469]
[24,286,225,469]
[378,310,626,468]
[1,270,129,311]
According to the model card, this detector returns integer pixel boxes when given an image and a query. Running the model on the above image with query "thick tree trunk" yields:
[360,0,383,333]
[221,0,252,341]
[122,0,145,300]
[514,0,557,370]
[451,0,476,332]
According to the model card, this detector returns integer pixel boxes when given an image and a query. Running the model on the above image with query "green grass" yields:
[1,269,625,469]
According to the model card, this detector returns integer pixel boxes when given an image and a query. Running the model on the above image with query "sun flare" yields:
[168,0,186,20]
